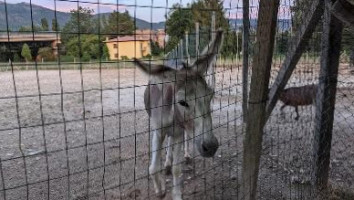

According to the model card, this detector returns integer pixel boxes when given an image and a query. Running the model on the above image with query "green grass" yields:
[0,60,138,71]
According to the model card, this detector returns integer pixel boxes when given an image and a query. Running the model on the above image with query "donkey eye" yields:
[178,100,189,108]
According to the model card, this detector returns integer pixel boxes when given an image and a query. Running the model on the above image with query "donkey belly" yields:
[282,95,313,106]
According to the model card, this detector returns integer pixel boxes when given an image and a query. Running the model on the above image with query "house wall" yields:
[106,40,151,60]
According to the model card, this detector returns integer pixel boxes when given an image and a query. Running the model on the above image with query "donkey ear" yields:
[133,58,172,75]
[192,29,223,75]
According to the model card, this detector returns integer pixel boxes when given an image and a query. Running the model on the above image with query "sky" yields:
[8,0,292,22]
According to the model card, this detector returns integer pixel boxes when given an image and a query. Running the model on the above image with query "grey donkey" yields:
[133,29,223,200]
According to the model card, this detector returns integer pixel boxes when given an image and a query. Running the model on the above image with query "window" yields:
[114,53,118,58]
[113,44,118,48]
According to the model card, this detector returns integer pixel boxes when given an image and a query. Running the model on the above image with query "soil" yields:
[0,63,353,200]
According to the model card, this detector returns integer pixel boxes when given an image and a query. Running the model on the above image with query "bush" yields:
[143,54,152,59]
[82,52,91,62]
[21,43,32,62]
[66,35,104,61]
[38,47,55,61]
[59,55,75,62]
[121,56,129,60]
[13,53,21,62]
[150,40,163,56]
[103,45,110,60]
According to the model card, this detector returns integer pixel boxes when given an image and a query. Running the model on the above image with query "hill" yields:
[0,2,291,32]
[0,2,70,31]
[229,18,292,31]
[0,1,165,31]
[135,18,165,30]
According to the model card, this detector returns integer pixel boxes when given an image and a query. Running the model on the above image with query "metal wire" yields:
[0,0,353,199]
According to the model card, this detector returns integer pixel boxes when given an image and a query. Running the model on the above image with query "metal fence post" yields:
[209,11,216,88]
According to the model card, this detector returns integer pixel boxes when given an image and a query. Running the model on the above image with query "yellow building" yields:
[104,35,151,60]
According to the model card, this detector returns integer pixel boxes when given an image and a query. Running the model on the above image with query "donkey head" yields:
[134,29,223,158]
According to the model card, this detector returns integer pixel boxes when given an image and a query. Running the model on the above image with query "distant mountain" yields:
[0,1,70,31]
[229,18,292,31]
[135,18,165,30]
[0,1,291,33]
[96,13,165,30]
[0,1,165,31]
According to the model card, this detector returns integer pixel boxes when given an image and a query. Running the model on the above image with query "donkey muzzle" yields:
[196,136,219,158]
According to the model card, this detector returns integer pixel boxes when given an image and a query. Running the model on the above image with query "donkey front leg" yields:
[171,132,184,200]
[150,129,166,198]
[166,131,191,175]
[294,106,300,121]
[164,136,173,175]
[184,131,192,163]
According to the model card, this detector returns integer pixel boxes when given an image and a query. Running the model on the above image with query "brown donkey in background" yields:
[279,84,318,120]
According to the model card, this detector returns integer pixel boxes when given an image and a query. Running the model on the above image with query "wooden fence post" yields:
[241,1,280,200]
[265,0,325,120]
[242,0,250,124]
[312,0,343,190]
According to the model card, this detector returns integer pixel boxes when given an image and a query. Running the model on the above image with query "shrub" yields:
[82,52,91,62]
[121,56,129,60]
[21,43,32,62]
[13,53,21,62]
[59,55,75,62]
[143,54,152,59]
[38,47,55,61]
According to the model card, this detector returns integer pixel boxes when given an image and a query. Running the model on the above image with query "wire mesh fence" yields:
[0,0,353,200]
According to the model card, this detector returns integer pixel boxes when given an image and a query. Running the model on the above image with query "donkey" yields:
[133,30,223,200]
[279,84,318,120]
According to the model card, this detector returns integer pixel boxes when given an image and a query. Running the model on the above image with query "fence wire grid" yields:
[0,0,353,200]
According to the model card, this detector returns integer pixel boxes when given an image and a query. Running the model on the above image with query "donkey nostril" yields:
[202,143,209,152]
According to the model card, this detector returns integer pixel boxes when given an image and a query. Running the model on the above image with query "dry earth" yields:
[0,63,353,200]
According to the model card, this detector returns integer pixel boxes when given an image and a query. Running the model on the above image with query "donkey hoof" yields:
[165,165,172,175]
[185,156,192,165]
[156,190,166,198]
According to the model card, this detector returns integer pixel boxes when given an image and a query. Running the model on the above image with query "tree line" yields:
[4,0,354,65]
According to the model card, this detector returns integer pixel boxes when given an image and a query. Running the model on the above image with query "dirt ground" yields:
[0,63,353,200]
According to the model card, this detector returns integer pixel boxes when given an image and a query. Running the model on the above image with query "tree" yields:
[13,53,21,62]
[150,40,163,56]
[52,19,60,31]
[166,5,194,40]
[21,43,32,62]
[66,35,107,61]
[221,31,242,58]
[165,0,229,53]
[276,31,290,55]
[19,25,42,32]
[62,7,95,43]
[191,0,228,29]
[290,0,313,32]
[165,4,194,52]
[103,45,110,60]
[104,10,135,38]
[41,18,49,31]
